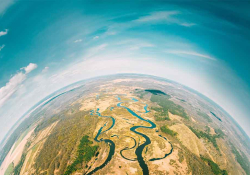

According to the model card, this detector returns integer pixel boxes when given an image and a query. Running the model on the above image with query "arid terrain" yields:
[0,74,249,175]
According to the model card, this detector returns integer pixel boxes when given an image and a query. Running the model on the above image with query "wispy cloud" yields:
[136,11,179,22]
[84,44,108,59]
[0,0,14,14]
[0,44,5,51]
[104,10,196,37]
[0,63,37,108]
[74,39,82,43]
[0,29,8,37]
[135,11,196,27]
[180,22,196,27]
[93,36,99,40]
[116,39,154,50]
[42,66,49,73]
[165,50,216,60]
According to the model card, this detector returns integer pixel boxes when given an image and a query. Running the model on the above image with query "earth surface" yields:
[0,74,250,175]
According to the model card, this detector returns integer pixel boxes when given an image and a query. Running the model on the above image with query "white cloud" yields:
[93,36,99,40]
[0,29,8,37]
[116,39,154,50]
[85,44,108,58]
[129,42,154,50]
[22,63,38,74]
[165,50,216,60]
[0,63,37,108]
[0,44,5,51]
[42,66,49,73]
[74,39,82,43]
[135,11,196,27]
[0,72,26,108]
[136,11,179,22]
[180,22,196,27]
[105,31,117,36]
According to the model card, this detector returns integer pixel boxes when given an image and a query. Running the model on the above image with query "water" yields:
[88,95,173,175]
[86,109,116,175]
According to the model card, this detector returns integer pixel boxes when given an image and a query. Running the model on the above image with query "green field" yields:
[150,94,189,120]
[4,162,14,175]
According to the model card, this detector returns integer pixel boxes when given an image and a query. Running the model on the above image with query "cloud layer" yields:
[0,45,5,51]
[0,29,8,37]
[0,63,37,108]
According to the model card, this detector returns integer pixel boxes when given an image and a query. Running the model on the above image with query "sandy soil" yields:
[168,112,184,122]
[0,128,35,174]
[20,121,58,175]
[149,148,189,174]
[170,124,205,157]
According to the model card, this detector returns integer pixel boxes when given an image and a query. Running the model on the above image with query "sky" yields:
[0,0,250,142]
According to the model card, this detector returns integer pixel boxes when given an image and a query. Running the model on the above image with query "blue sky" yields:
[0,0,250,141]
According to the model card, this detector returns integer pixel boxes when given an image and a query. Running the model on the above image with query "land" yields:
[0,74,249,175]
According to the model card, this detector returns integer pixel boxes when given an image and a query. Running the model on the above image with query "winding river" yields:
[87,95,173,175]
[117,101,156,175]
[86,109,116,175]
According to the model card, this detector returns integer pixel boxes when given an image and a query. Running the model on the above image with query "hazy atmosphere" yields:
[0,1,250,175]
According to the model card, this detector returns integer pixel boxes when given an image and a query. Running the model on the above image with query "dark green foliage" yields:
[231,145,250,175]
[134,89,147,99]
[189,126,224,151]
[178,151,184,163]
[151,106,170,121]
[144,89,167,96]
[34,110,97,174]
[205,126,211,133]
[185,152,214,174]
[64,135,98,175]
[201,156,228,175]
[160,125,177,137]
[13,153,26,175]
[197,111,212,122]
[214,129,225,139]
[150,94,189,120]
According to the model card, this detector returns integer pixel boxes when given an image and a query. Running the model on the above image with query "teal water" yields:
[88,94,173,175]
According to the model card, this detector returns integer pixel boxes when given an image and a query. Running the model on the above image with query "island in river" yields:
[0,74,250,175]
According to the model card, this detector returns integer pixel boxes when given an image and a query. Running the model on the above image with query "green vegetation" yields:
[160,125,177,137]
[144,89,167,95]
[134,89,147,99]
[197,111,212,123]
[231,126,250,155]
[178,150,184,163]
[189,126,224,151]
[231,145,250,175]
[4,162,14,175]
[214,128,225,138]
[135,89,170,99]
[185,152,214,174]
[13,153,26,175]
[34,115,60,133]
[0,110,44,166]
[34,110,98,174]
[64,136,98,175]
[150,94,189,120]
[151,106,170,121]
[205,126,211,133]
[201,155,228,175]
[12,128,31,154]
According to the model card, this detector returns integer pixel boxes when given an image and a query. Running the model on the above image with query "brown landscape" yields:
[1,75,249,175]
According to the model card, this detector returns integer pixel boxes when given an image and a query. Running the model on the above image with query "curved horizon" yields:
[1,73,249,147]
[1,3,250,174]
